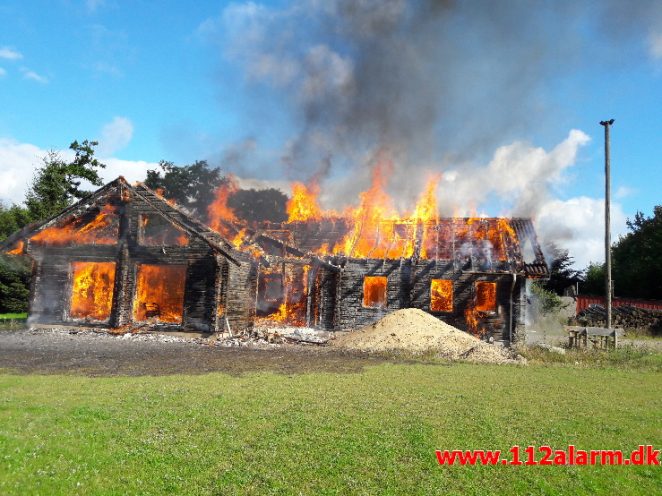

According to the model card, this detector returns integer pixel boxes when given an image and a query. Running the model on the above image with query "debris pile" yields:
[57,326,282,348]
[332,308,521,364]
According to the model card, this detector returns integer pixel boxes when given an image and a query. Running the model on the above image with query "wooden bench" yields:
[565,326,624,349]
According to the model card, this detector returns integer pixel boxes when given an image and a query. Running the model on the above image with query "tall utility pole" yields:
[600,119,614,330]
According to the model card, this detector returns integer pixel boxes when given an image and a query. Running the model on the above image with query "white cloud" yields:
[486,129,591,214]
[0,138,44,204]
[0,137,156,206]
[535,196,627,268]
[431,129,591,217]
[97,116,134,155]
[649,31,662,59]
[0,67,6,78]
[100,157,158,185]
[615,185,634,199]
[0,47,22,60]
[21,68,48,84]
[437,130,620,268]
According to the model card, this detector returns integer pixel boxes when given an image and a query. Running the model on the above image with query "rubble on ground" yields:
[28,324,335,348]
[30,326,282,348]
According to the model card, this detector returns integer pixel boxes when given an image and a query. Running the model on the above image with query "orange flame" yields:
[452,217,518,262]
[208,176,239,239]
[69,262,116,321]
[133,264,187,324]
[475,281,496,312]
[256,266,309,326]
[230,228,247,248]
[280,164,442,259]
[464,281,497,336]
[154,188,177,206]
[31,204,118,246]
[363,276,387,308]
[410,175,440,259]
[464,305,483,336]
[266,302,289,323]
[6,240,24,255]
[333,160,400,258]
[203,153,518,263]
[287,182,323,222]
[430,278,453,312]
[410,175,440,224]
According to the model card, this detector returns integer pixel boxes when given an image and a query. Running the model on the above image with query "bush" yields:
[531,281,564,315]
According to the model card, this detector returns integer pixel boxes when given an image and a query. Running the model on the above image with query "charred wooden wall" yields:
[409,260,525,342]
[225,256,257,332]
[314,266,338,330]
[334,259,409,330]
[26,189,243,333]
[29,254,72,325]
[331,258,527,343]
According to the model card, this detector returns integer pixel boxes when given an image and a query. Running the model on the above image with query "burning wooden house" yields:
[3,177,257,332]
[3,174,548,344]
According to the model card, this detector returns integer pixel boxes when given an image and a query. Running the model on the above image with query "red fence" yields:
[576,295,662,314]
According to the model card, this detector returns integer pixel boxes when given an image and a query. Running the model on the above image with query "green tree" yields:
[144,161,288,224]
[144,160,225,221]
[0,203,31,239]
[1,139,104,314]
[0,203,32,314]
[24,140,105,221]
[612,206,662,299]
[581,262,605,296]
[228,188,288,223]
[543,242,583,295]
[0,255,31,313]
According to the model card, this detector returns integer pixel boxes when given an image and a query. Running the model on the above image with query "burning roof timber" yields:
[203,170,548,278]
[234,217,548,278]
[1,177,244,263]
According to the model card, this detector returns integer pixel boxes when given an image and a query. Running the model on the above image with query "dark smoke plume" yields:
[200,0,661,210]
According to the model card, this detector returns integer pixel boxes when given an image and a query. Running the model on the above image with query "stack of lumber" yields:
[573,305,662,334]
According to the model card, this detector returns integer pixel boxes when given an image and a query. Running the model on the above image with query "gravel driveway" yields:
[0,329,386,376]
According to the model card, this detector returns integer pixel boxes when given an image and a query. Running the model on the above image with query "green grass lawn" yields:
[0,362,660,495]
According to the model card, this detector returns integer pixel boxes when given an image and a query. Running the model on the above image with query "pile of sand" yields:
[332,308,520,364]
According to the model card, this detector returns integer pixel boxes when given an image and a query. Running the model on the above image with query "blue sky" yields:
[0,0,660,267]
